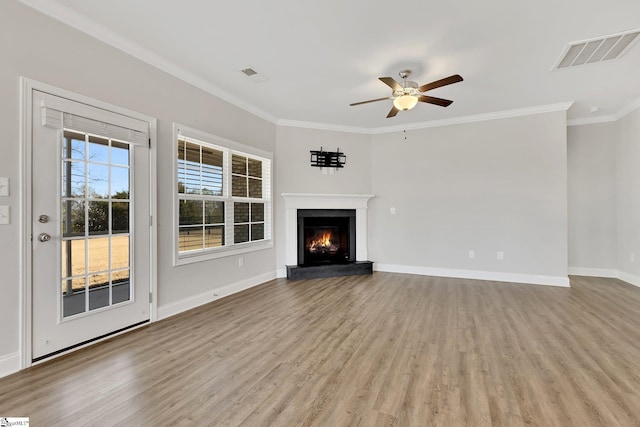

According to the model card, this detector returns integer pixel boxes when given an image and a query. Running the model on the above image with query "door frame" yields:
[19,77,158,369]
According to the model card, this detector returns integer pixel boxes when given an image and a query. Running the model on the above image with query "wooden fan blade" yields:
[379,77,402,91]
[418,74,463,92]
[350,97,392,106]
[386,106,399,118]
[418,96,453,107]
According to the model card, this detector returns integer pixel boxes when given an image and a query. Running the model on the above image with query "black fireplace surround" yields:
[298,209,356,266]
[286,208,373,280]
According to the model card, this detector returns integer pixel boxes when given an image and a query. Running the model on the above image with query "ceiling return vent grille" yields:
[238,66,269,82]
[553,29,640,69]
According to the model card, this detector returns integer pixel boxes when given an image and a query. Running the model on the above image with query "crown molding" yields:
[567,97,640,126]
[370,102,574,134]
[276,119,373,134]
[18,0,280,125]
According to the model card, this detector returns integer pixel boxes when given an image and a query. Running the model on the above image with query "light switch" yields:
[0,178,8,197]
[0,206,9,224]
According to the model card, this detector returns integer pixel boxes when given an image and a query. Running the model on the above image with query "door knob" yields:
[38,233,51,242]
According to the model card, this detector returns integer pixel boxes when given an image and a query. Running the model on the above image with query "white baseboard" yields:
[568,267,619,278]
[158,271,277,320]
[568,267,640,288]
[619,271,640,288]
[374,263,570,287]
[0,352,21,379]
[276,268,287,278]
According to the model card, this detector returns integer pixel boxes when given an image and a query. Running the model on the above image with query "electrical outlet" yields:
[0,177,8,196]
[497,251,504,260]
[468,250,475,259]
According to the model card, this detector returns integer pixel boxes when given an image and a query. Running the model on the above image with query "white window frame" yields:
[173,124,273,265]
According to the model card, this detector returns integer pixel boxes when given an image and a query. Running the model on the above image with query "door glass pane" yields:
[62,161,85,198]
[111,236,129,270]
[88,273,110,311]
[62,277,86,317]
[60,130,134,319]
[88,201,109,235]
[112,269,131,304]
[88,135,109,164]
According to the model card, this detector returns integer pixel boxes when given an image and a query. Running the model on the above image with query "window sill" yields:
[174,239,273,266]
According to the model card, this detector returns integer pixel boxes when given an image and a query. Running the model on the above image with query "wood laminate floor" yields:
[1,273,640,426]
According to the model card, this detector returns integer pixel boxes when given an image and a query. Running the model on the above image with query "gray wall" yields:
[369,112,569,278]
[567,123,618,271]
[617,108,640,278]
[0,2,276,365]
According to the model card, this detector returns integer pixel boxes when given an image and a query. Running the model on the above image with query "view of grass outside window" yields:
[177,134,270,258]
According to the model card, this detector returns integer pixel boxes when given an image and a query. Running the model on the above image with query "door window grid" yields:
[61,130,132,318]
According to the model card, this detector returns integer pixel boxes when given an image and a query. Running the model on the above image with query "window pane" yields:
[205,225,224,248]
[202,147,223,196]
[232,175,247,197]
[112,269,131,304]
[88,135,109,164]
[61,239,85,279]
[63,132,85,160]
[179,200,203,225]
[205,201,224,224]
[112,202,129,234]
[111,166,129,198]
[248,158,262,178]
[111,235,130,270]
[251,203,264,222]
[234,202,249,223]
[111,140,129,166]
[181,142,201,194]
[179,226,203,251]
[62,277,86,317]
[88,237,110,274]
[234,224,249,244]
[232,154,247,175]
[89,273,110,311]
[62,161,85,198]
[88,164,109,198]
[248,178,262,198]
[251,223,264,241]
[88,201,109,235]
[62,200,85,237]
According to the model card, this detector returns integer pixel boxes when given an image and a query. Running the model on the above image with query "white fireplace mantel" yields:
[282,193,374,266]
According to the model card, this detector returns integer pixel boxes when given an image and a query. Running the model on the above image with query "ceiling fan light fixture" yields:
[393,94,418,111]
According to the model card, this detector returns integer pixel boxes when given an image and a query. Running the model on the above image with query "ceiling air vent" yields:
[238,66,269,82]
[553,29,640,69]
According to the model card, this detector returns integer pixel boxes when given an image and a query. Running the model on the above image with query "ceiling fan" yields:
[350,70,463,118]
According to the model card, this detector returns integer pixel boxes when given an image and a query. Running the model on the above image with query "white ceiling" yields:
[21,0,640,131]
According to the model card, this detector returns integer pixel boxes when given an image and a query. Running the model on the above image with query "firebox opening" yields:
[297,209,356,266]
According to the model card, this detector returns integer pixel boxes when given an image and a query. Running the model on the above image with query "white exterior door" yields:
[31,90,152,361]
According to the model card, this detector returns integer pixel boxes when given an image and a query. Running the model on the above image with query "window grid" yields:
[177,136,270,257]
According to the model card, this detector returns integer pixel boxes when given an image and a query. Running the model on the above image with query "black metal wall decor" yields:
[310,147,346,169]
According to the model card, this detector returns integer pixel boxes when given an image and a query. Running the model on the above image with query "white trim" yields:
[277,119,372,135]
[618,271,640,288]
[0,352,21,379]
[18,0,279,126]
[568,97,640,126]
[157,271,277,320]
[568,267,619,278]
[276,268,287,278]
[20,77,158,369]
[374,263,570,287]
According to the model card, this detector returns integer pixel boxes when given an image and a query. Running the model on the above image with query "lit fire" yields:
[308,231,338,254]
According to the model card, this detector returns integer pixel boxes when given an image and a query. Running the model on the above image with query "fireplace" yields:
[298,209,356,266]
[282,193,374,280]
